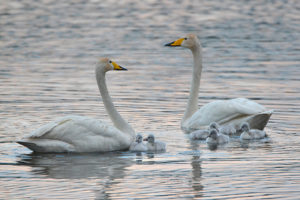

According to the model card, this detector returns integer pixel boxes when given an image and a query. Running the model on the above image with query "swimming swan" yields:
[144,134,166,152]
[209,122,237,136]
[165,34,273,133]
[189,122,218,140]
[240,122,266,140]
[17,58,135,153]
[206,129,229,144]
[129,134,148,152]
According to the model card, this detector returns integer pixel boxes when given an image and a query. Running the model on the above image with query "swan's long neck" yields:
[96,69,135,135]
[182,44,202,124]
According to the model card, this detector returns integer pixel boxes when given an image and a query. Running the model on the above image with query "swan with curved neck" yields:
[17,58,135,153]
[165,34,273,133]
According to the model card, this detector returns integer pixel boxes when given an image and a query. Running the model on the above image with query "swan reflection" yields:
[17,152,133,179]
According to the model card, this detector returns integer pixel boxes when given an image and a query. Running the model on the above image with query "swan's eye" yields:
[184,38,187,40]
[109,60,112,63]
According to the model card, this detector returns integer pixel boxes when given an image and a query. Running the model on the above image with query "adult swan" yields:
[165,34,273,133]
[17,58,135,153]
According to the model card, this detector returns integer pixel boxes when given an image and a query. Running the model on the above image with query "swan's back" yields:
[18,115,134,153]
[184,98,271,132]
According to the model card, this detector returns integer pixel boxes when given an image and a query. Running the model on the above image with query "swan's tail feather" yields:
[17,139,75,153]
[246,110,273,131]
[17,141,44,152]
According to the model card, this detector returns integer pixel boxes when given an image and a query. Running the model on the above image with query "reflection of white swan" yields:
[17,152,133,180]
[17,58,135,153]
[240,122,266,140]
[165,34,273,133]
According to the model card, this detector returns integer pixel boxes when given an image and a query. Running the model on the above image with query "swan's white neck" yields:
[182,44,202,124]
[96,68,135,135]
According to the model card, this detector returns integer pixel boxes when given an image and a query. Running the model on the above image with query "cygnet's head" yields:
[209,122,219,131]
[96,58,127,73]
[135,134,143,143]
[165,33,200,50]
[241,122,250,132]
[144,134,155,144]
[208,129,218,140]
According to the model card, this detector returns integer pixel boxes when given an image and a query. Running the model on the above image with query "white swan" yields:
[17,58,135,153]
[144,134,166,152]
[129,134,148,152]
[206,129,229,144]
[240,122,266,140]
[165,34,273,133]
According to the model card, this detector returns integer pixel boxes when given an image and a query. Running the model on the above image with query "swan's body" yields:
[206,129,229,144]
[144,134,166,152]
[165,34,273,133]
[17,58,135,153]
[240,122,266,140]
[129,134,147,152]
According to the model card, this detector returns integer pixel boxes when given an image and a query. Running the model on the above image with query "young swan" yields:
[206,129,229,144]
[144,134,166,152]
[129,134,148,152]
[189,122,219,140]
[240,122,266,140]
[210,122,236,136]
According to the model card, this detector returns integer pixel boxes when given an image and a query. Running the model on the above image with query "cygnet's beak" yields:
[143,138,148,141]
[112,61,127,71]
[165,38,184,47]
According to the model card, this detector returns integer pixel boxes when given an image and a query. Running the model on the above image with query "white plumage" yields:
[165,34,273,133]
[17,58,135,153]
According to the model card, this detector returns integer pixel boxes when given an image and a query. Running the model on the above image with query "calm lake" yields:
[0,0,300,199]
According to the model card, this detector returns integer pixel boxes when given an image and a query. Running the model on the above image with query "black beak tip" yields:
[119,66,128,71]
[164,42,173,47]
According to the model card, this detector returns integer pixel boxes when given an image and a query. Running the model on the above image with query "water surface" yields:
[1,0,300,199]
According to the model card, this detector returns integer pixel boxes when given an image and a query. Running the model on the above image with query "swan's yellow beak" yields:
[165,38,184,47]
[112,61,127,71]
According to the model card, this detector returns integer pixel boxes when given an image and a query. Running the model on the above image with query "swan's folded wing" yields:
[23,115,119,139]
[229,98,266,114]
[187,98,267,129]
[23,116,75,139]
[19,115,132,152]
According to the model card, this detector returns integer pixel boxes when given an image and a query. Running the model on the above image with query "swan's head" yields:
[209,122,219,131]
[135,134,143,143]
[241,122,250,132]
[96,58,127,72]
[165,33,200,50]
[208,129,218,140]
[144,134,155,144]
